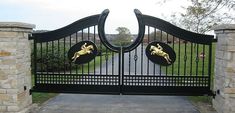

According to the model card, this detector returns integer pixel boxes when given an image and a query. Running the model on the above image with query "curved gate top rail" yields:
[30,9,216,96]
[30,9,216,44]
[141,14,216,45]
[30,14,100,42]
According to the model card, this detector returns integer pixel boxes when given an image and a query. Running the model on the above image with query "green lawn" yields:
[162,43,215,76]
[31,75,58,104]
[32,92,58,105]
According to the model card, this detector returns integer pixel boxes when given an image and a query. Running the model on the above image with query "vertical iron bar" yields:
[159,31,162,76]
[153,28,156,75]
[75,32,78,74]
[119,48,123,92]
[134,48,137,86]
[196,44,199,76]
[171,36,175,87]
[46,42,48,84]
[69,35,72,75]
[147,26,150,75]
[93,26,96,75]
[57,40,60,84]
[63,37,66,84]
[129,51,131,75]
[112,51,114,75]
[80,29,85,84]
[166,34,169,87]
[129,51,131,85]
[141,34,143,75]
[52,41,54,84]
[178,39,181,76]
[40,42,43,84]
[134,48,137,75]
[171,36,176,86]
[184,41,187,86]
[88,27,90,74]
[202,45,205,76]
[190,43,193,75]
[100,35,102,75]
[63,37,66,75]
[184,42,187,75]
[93,26,96,85]
[106,48,108,75]
[172,36,175,76]
[195,44,199,87]
[122,48,124,90]
[33,39,37,85]
[201,45,205,87]
[69,36,72,84]
[178,39,181,86]
[190,42,193,86]
[105,47,107,83]
[165,34,169,76]
[140,40,143,86]
[208,43,212,88]
[82,30,84,75]
[118,49,121,86]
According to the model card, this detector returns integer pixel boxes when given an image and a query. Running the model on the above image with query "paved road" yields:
[95,45,160,75]
[37,94,199,113]
[37,45,199,113]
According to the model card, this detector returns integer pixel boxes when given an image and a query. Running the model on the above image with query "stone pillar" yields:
[213,24,235,113]
[0,22,35,113]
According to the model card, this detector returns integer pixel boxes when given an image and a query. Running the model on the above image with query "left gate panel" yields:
[30,11,120,94]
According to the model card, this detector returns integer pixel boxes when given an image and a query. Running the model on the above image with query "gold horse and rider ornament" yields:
[150,43,172,64]
[71,43,94,62]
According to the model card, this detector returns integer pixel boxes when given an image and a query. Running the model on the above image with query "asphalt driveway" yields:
[37,94,199,113]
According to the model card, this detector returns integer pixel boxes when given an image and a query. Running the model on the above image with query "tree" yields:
[114,27,132,46]
[167,0,235,33]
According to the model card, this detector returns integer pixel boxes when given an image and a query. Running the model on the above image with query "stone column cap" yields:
[212,24,235,31]
[0,22,35,29]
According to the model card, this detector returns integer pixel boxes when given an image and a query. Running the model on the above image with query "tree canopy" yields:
[114,27,132,46]
[164,0,235,33]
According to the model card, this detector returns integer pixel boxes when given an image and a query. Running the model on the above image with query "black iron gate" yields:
[30,9,216,96]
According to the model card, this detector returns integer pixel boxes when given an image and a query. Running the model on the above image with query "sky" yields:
[0,0,189,34]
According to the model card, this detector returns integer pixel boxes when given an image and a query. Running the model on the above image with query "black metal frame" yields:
[30,9,216,96]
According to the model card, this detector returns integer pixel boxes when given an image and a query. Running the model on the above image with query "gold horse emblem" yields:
[71,43,94,62]
[150,43,172,64]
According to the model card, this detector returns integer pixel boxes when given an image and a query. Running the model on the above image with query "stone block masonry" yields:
[213,24,235,113]
[0,22,35,113]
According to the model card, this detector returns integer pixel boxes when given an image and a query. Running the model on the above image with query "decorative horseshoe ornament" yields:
[98,9,145,52]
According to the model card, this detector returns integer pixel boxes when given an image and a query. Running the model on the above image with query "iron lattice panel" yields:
[36,74,119,85]
[123,76,209,87]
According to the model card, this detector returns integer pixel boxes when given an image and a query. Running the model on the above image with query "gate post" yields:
[0,22,35,113]
[213,24,235,113]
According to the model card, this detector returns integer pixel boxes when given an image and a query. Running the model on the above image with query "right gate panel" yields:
[122,13,215,96]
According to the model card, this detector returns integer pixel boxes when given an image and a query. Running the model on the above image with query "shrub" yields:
[31,42,79,72]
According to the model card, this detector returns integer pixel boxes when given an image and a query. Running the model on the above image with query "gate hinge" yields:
[212,90,218,98]
[29,89,32,95]
[28,34,33,40]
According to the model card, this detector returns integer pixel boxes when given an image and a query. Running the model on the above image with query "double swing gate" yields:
[30,9,216,96]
